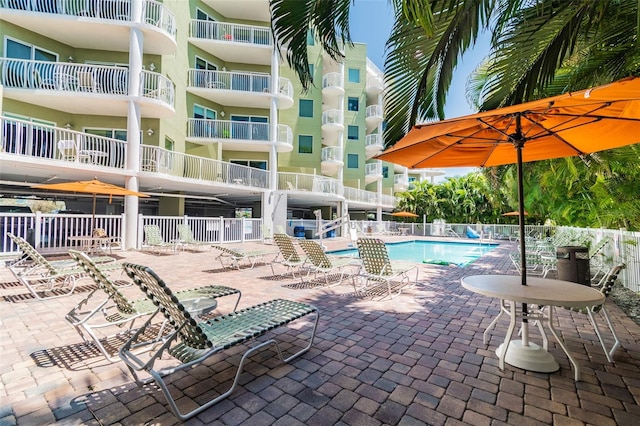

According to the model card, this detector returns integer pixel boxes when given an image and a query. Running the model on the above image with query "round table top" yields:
[461,274,605,307]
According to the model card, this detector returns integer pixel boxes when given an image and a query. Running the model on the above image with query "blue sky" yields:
[349,1,490,181]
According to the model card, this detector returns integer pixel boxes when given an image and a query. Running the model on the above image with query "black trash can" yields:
[293,226,305,238]
[556,246,590,285]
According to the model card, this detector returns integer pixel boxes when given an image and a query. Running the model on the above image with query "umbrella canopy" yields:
[502,211,528,217]
[377,76,640,286]
[32,178,149,224]
[390,211,419,218]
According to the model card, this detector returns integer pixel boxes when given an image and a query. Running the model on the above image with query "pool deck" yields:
[1,236,639,425]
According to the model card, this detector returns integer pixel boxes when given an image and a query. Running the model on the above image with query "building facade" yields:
[0,0,421,246]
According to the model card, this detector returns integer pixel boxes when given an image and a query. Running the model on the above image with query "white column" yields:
[124,2,144,249]
[264,44,279,231]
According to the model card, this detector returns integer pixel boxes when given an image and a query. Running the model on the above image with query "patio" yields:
[1,237,638,425]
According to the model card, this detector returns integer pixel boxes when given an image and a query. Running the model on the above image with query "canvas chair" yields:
[271,233,308,277]
[177,224,210,251]
[356,238,418,299]
[211,244,277,270]
[66,250,241,362]
[119,262,319,420]
[143,224,175,254]
[6,232,119,300]
[298,239,357,286]
[57,139,90,163]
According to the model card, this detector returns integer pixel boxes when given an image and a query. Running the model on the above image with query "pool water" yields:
[330,240,498,266]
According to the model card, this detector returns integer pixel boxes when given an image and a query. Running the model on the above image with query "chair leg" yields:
[587,307,620,362]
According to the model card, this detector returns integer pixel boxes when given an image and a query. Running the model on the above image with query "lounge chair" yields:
[66,250,241,362]
[356,238,418,299]
[298,239,357,286]
[119,262,319,420]
[211,244,277,270]
[6,232,120,300]
[444,226,461,238]
[177,224,210,251]
[143,224,175,254]
[260,223,274,244]
[271,233,308,277]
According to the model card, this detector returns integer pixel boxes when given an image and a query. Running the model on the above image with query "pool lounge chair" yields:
[356,238,418,300]
[177,224,211,251]
[119,262,319,420]
[271,233,308,277]
[6,232,119,300]
[66,250,241,362]
[298,239,357,286]
[211,244,277,270]
[143,224,175,254]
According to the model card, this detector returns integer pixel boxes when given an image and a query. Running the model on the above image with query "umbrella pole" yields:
[92,194,97,231]
[515,116,530,347]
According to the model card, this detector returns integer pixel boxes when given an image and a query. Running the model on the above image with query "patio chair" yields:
[211,244,277,270]
[588,237,611,285]
[143,224,175,254]
[177,224,210,251]
[66,250,241,362]
[444,226,461,238]
[91,227,121,254]
[119,262,319,420]
[271,233,308,277]
[298,239,357,286]
[375,223,400,236]
[6,232,120,300]
[356,238,418,300]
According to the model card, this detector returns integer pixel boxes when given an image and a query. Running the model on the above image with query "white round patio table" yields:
[461,274,605,381]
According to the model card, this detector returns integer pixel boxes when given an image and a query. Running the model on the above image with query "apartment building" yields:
[0,0,408,246]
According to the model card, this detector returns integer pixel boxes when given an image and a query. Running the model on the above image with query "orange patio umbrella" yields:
[502,211,528,217]
[32,178,149,225]
[390,211,419,218]
[377,76,640,286]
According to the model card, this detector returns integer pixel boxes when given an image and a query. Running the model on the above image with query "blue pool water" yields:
[330,240,498,266]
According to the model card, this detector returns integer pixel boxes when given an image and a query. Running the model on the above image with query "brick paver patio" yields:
[1,237,638,425]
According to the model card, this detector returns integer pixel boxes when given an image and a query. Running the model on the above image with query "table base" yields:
[496,340,559,373]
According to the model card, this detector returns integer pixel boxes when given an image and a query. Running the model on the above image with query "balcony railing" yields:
[322,72,343,90]
[188,70,269,93]
[366,133,383,149]
[187,119,293,147]
[321,146,343,162]
[366,104,383,119]
[189,20,271,46]
[394,174,408,185]
[278,173,343,195]
[1,116,127,168]
[343,186,378,204]
[0,0,176,37]
[322,109,343,126]
[140,145,269,188]
[1,59,174,107]
[365,162,383,176]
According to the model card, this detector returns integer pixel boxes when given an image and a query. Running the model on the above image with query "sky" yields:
[349,0,490,182]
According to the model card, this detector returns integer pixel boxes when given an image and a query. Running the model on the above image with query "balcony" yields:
[187,70,294,109]
[365,162,383,184]
[321,146,344,176]
[365,104,384,131]
[322,72,344,104]
[0,0,177,54]
[1,59,175,117]
[186,119,293,153]
[278,172,344,206]
[394,174,409,191]
[203,0,270,22]
[365,133,384,159]
[140,144,269,189]
[189,20,272,65]
[366,74,384,97]
[321,109,344,146]
[0,116,128,183]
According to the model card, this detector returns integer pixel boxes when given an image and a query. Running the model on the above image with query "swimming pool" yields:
[330,240,498,266]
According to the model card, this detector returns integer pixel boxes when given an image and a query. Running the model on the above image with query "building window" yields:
[231,160,268,170]
[382,166,389,178]
[299,99,313,117]
[347,153,359,168]
[347,125,359,140]
[193,104,216,120]
[298,135,313,154]
[348,68,360,83]
[347,97,359,111]
[309,64,314,76]
[306,29,315,45]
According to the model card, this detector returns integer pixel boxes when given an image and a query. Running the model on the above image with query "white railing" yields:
[277,77,293,98]
[366,104,383,119]
[1,116,127,168]
[322,72,343,90]
[278,172,343,195]
[366,133,383,148]
[139,216,264,245]
[322,109,343,126]
[189,20,272,46]
[1,0,176,37]
[187,119,292,148]
[276,124,293,146]
[140,70,174,106]
[343,187,378,204]
[189,69,273,93]
[0,59,129,94]
[365,162,382,176]
[379,194,396,207]
[394,174,408,185]
[139,145,269,188]
[321,146,343,162]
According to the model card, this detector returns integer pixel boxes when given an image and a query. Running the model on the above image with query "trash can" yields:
[556,246,590,285]
[293,226,305,238]
[304,229,315,239]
